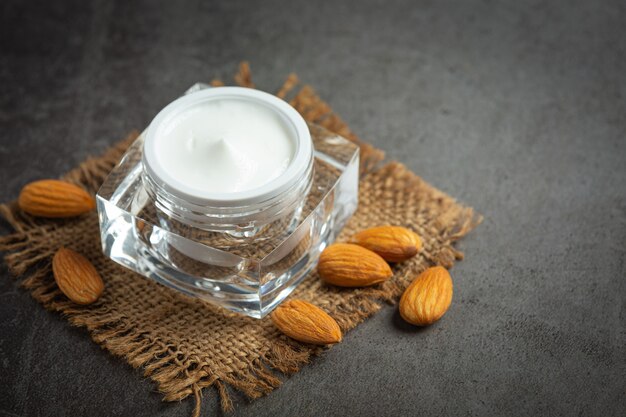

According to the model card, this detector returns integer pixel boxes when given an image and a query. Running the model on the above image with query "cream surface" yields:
[155,99,295,194]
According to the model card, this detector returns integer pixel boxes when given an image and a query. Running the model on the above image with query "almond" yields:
[52,247,104,305]
[350,225,422,262]
[318,243,393,287]
[271,299,342,345]
[399,266,453,326]
[18,179,95,218]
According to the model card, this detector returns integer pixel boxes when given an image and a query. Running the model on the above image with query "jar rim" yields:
[143,87,312,207]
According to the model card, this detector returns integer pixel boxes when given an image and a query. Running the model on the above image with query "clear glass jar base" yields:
[96,86,359,318]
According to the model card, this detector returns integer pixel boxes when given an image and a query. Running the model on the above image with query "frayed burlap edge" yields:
[0,62,482,415]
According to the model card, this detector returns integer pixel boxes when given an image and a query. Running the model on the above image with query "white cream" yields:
[154,99,295,194]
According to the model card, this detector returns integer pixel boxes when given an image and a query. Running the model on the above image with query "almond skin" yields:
[271,300,342,345]
[52,247,104,305]
[318,243,393,287]
[18,179,95,218]
[399,266,453,326]
[350,226,422,262]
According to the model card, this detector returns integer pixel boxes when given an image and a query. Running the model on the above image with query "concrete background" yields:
[1,0,625,416]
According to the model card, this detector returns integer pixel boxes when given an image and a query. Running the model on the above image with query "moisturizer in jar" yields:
[142,87,313,235]
[96,82,360,318]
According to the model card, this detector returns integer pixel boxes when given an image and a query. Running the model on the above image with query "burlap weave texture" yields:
[0,63,481,415]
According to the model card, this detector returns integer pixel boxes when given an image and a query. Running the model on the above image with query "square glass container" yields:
[96,83,359,318]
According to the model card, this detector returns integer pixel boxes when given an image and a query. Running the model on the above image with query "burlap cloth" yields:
[0,63,481,415]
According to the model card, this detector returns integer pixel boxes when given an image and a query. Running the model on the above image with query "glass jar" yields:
[96,83,359,318]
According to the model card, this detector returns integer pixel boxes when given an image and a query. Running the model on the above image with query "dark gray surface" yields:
[1,0,625,416]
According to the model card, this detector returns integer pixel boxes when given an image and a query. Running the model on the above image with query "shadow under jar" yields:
[97,85,359,318]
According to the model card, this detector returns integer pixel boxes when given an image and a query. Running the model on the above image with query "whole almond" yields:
[271,299,342,345]
[350,226,422,262]
[18,179,95,218]
[318,243,393,287]
[399,266,453,326]
[52,247,104,305]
